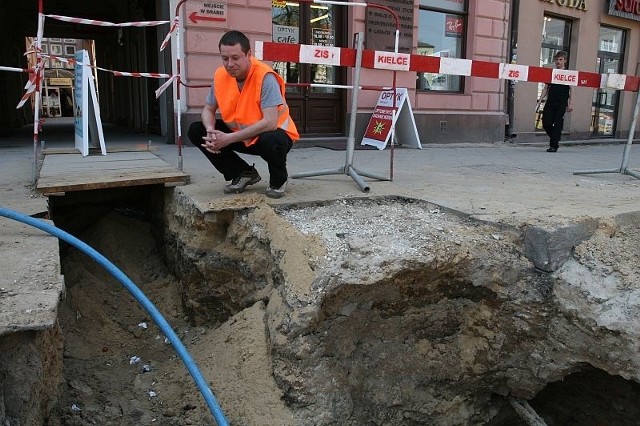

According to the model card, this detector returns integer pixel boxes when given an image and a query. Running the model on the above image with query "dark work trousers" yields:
[187,120,293,187]
[541,104,566,149]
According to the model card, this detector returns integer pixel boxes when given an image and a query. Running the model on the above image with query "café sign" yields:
[539,0,587,11]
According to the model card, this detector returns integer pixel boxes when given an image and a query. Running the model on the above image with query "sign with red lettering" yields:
[185,1,227,28]
[445,15,464,37]
[609,0,640,22]
[299,45,341,66]
[373,52,410,71]
[362,88,421,150]
[499,64,529,81]
[551,69,579,86]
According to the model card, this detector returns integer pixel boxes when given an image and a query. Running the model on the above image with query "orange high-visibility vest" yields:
[214,57,299,146]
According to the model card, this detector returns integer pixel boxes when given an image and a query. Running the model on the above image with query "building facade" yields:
[180,0,511,145]
[511,0,640,142]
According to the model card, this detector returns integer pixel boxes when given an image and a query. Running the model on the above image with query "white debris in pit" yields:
[279,199,477,270]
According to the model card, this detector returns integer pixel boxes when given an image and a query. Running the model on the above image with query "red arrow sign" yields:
[189,11,226,24]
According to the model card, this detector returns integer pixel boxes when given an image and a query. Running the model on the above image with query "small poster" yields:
[273,24,299,44]
[361,88,421,150]
[445,15,464,38]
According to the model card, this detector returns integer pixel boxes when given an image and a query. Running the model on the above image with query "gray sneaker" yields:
[265,181,287,199]
[223,165,261,194]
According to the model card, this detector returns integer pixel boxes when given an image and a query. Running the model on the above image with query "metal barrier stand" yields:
[574,89,640,179]
[290,32,391,193]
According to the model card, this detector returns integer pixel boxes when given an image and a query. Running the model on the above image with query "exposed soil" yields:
[41,194,640,425]
[50,210,291,425]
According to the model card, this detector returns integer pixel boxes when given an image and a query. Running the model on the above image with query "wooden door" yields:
[272,3,345,136]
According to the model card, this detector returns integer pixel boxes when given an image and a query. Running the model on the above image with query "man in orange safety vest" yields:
[187,30,299,198]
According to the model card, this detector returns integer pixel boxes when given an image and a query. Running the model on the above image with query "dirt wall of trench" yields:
[0,326,63,425]
[5,188,638,425]
[162,192,640,425]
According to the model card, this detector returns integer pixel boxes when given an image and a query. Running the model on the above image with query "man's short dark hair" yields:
[554,50,568,60]
[219,30,250,53]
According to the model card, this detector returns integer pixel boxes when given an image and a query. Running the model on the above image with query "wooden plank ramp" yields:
[36,150,190,195]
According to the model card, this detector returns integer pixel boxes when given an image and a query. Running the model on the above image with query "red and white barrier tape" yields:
[15,52,174,108]
[155,75,178,98]
[0,65,35,73]
[13,12,179,108]
[34,53,171,78]
[16,65,42,109]
[45,14,169,27]
[160,16,179,51]
[112,71,172,78]
[255,41,640,92]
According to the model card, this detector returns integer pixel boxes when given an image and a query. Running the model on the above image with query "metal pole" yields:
[32,3,45,185]
[291,31,376,192]
[174,0,188,172]
[345,32,364,172]
[288,4,399,191]
[574,85,639,179]
[619,89,640,173]
[573,62,640,179]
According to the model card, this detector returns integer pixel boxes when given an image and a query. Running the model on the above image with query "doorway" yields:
[591,26,625,138]
[271,3,345,136]
[535,15,572,130]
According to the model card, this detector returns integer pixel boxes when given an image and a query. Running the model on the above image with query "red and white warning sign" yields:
[361,88,421,150]
[373,51,410,71]
[499,63,529,81]
[299,45,341,66]
[551,68,579,86]
[186,1,227,27]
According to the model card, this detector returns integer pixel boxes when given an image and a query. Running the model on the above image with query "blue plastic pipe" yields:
[0,207,229,426]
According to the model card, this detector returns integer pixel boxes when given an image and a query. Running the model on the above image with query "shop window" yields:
[540,16,571,67]
[272,3,338,94]
[417,0,467,92]
[591,26,625,137]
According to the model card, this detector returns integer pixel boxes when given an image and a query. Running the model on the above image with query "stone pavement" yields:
[164,138,640,227]
[1,120,639,332]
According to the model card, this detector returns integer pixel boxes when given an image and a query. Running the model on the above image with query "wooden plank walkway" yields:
[36,150,190,195]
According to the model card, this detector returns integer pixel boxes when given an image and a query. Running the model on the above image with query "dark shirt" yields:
[545,83,571,107]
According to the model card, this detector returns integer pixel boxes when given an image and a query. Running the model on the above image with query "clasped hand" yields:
[202,129,230,154]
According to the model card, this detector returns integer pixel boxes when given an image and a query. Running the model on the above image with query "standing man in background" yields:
[537,51,572,153]
[188,30,299,198]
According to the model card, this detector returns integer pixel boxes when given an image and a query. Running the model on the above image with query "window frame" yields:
[540,14,572,66]
[417,1,468,93]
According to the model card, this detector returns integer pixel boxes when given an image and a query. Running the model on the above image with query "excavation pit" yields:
[2,188,640,425]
